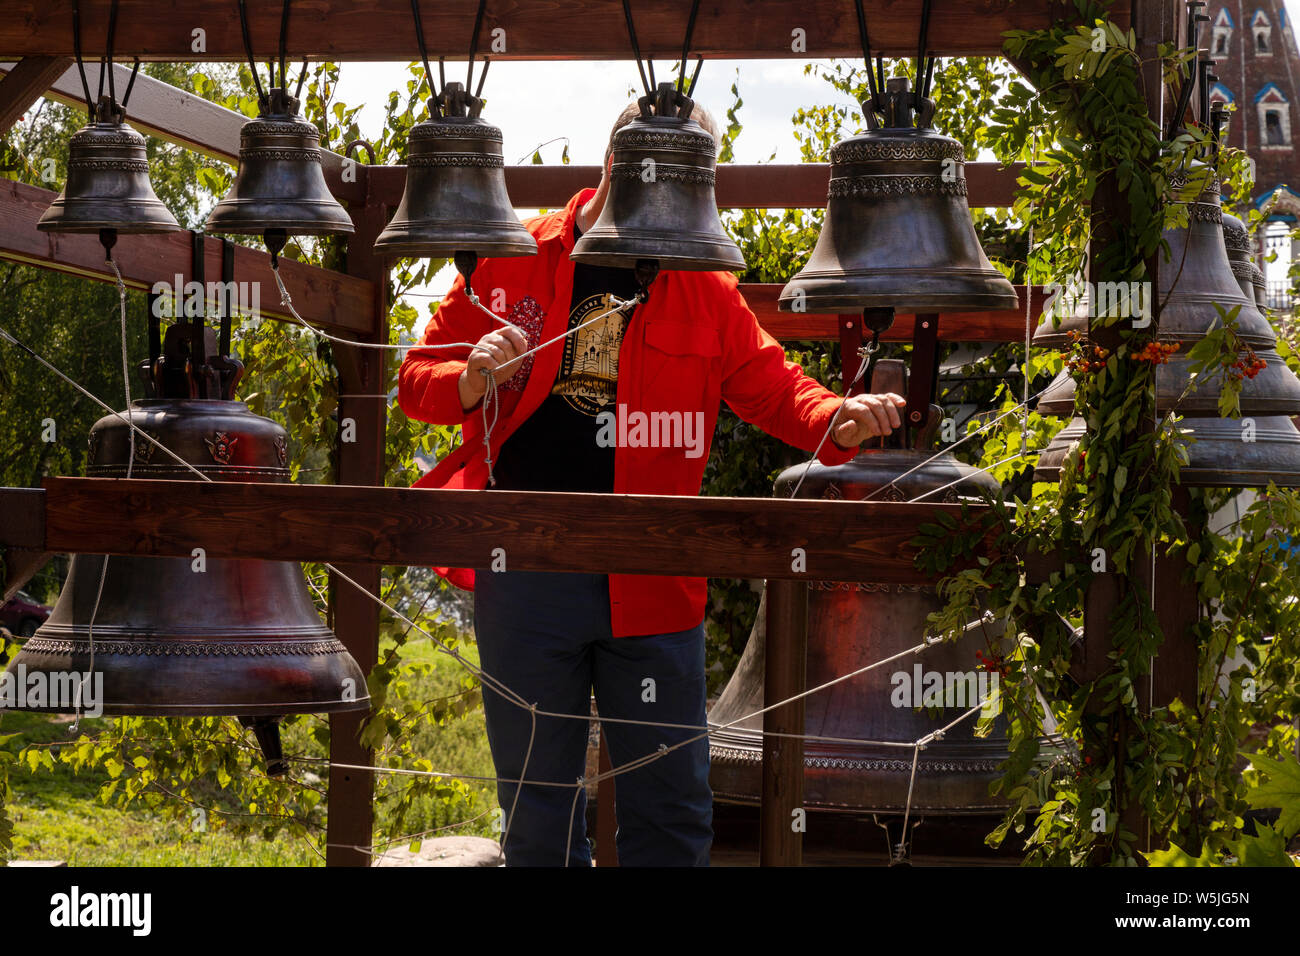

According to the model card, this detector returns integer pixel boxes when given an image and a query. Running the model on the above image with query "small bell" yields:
[206,88,354,248]
[374,83,536,262]
[571,82,745,272]
[37,97,180,235]
[779,77,1017,314]
[1222,212,1268,304]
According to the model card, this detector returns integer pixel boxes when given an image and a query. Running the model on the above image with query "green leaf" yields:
[1143,841,1218,866]
[1243,752,1300,838]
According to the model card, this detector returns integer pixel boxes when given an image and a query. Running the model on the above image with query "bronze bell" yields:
[206,88,354,242]
[1033,167,1300,487]
[37,97,180,234]
[1222,212,1266,302]
[1035,169,1300,418]
[1035,414,1300,487]
[710,361,1058,816]
[779,77,1018,314]
[571,82,745,271]
[374,83,536,261]
[2,316,369,770]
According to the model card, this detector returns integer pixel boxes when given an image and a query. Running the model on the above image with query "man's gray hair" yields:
[604,101,723,165]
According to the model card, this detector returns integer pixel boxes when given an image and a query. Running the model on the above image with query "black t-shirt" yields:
[491,227,640,492]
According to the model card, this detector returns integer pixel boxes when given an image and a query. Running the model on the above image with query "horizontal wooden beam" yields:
[375,161,1026,210]
[0,1,1115,61]
[0,60,367,205]
[744,284,1042,342]
[38,478,993,584]
[0,178,376,335]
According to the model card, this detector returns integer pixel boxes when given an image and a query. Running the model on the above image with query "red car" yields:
[1,590,51,637]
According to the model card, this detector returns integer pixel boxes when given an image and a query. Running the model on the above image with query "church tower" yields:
[1207,2,1300,309]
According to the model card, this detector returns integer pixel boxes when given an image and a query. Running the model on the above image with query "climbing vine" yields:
[918,0,1300,864]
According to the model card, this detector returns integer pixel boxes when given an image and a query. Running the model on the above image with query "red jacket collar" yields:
[527,188,598,251]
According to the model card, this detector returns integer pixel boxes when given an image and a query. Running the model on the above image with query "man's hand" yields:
[832,392,907,447]
[458,326,530,411]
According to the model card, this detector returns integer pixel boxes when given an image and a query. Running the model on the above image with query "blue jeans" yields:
[473,570,713,867]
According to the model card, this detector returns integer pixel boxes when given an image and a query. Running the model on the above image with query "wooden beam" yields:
[0,178,376,336]
[325,196,390,869]
[372,161,1026,211]
[0,1,1121,61]
[0,60,367,205]
[746,284,1043,342]
[39,477,994,584]
[0,56,73,134]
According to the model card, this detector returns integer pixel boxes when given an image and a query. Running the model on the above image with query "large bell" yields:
[4,399,369,717]
[778,77,1018,314]
[710,361,1058,816]
[1033,167,1300,486]
[571,82,745,271]
[2,320,369,771]
[374,83,536,261]
[206,88,354,240]
[37,97,180,234]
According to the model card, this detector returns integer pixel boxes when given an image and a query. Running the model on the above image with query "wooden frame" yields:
[0,0,1186,869]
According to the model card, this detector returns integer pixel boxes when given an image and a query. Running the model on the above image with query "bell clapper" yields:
[239,716,290,776]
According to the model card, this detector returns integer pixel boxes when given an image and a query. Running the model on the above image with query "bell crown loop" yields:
[431,80,485,120]
[639,80,697,122]
[864,76,936,132]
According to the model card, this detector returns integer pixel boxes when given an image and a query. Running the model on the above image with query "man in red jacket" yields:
[398,103,904,867]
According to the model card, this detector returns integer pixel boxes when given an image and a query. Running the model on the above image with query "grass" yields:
[1,633,500,866]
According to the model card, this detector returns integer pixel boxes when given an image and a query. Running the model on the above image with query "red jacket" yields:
[397,188,856,637]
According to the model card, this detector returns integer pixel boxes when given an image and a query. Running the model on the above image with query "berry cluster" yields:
[1130,341,1179,365]
[1061,331,1111,376]
[974,648,1009,677]
[1229,347,1267,381]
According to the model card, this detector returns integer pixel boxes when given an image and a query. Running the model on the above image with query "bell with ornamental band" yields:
[205,87,354,259]
[778,77,1018,314]
[1,288,369,773]
[570,82,745,272]
[373,82,536,264]
[1034,167,1300,487]
[710,360,1059,822]
[38,97,180,236]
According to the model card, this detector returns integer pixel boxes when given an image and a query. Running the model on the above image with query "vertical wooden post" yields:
[759,577,808,866]
[1079,0,1179,856]
[595,731,618,867]
[325,192,389,867]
